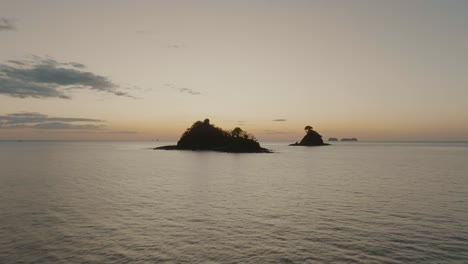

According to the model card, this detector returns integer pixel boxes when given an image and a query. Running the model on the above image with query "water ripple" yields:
[1,141,468,263]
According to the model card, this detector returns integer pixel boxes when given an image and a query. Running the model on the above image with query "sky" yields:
[1,0,468,141]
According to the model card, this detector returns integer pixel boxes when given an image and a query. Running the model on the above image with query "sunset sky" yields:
[1,0,468,141]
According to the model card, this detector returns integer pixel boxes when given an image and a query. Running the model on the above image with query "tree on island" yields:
[231,127,243,137]
[304,125,313,132]
[231,127,257,141]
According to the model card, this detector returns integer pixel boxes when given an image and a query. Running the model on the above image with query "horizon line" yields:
[1,140,468,143]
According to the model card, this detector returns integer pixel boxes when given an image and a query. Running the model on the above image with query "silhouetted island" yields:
[290,126,329,146]
[155,119,271,153]
[341,138,358,142]
[328,137,338,141]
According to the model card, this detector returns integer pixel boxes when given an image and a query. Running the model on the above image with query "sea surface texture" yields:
[1,141,467,263]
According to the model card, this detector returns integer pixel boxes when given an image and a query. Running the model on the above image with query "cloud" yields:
[0,112,104,130]
[179,88,201,95]
[32,122,103,130]
[0,112,103,124]
[0,57,132,99]
[66,62,86,69]
[0,18,15,31]
[40,130,139,135]
[165,83,201,95]
[0,77,70,99]
[7,60,26,65]
[272,119,287,122]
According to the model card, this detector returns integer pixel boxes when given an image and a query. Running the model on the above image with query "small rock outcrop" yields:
[290,126,329,146]
[328,137,338,141]
[341,138,358,142]
[155,119,271,153]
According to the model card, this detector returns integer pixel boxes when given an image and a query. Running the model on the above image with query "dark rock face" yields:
[177,119,227,149]
[290,128,329,146]
[155,119,270,153]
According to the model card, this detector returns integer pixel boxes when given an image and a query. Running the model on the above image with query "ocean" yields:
[1,141,467,263]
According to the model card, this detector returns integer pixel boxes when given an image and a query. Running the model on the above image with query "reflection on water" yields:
[1,141,468,263]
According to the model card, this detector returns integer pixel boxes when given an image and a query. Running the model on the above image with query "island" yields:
[341,138,358,142]
[290,126,329,146]
[328,137,338,141]
[155,119,271,153]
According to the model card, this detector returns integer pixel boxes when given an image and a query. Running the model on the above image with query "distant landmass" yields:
[290,126,329,146]
[155,119,271,153]
[328,137,338,141]
[341,138,358,142]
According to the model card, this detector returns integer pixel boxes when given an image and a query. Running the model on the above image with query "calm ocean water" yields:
[1,141,467,263]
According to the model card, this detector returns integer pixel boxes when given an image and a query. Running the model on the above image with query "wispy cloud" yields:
[272,119,287,122]
[32,122,103,130]
[179,88,201,95]
[0,18,15,31]
[0,57,132,99]
[0,112,104,130]
[35,130,139,135]
[165,83,201,95]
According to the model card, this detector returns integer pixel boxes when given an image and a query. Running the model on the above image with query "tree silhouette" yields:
[231,127,243,137]
[304,125,313,132]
